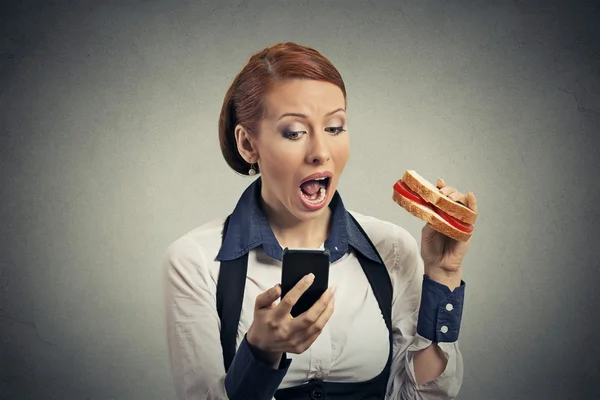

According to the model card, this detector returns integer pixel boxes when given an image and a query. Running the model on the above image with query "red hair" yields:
[218,42,347,175]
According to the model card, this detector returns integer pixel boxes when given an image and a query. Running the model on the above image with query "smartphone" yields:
[280,248,330,318]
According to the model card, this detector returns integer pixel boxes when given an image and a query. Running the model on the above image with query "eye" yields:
[326,126,346,135]
[282,131,305,140]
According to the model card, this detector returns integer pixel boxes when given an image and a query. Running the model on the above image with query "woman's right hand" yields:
[246,273,336,368]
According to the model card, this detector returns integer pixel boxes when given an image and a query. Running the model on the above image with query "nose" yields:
[305,132,331,165]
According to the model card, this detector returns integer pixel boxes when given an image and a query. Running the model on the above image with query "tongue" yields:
[300,180,321,195]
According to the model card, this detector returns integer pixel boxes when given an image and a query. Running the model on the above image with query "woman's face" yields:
[239,79,350,223]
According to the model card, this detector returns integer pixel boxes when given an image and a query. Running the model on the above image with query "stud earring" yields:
[248,163,257,176]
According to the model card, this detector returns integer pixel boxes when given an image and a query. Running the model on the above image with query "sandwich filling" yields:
[394,180,474,233]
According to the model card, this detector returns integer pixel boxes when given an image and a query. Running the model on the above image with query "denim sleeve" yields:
[416,275,466,342]
[224,334,291,400]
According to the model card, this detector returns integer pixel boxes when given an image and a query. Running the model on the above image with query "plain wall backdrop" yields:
[1,0,599,399]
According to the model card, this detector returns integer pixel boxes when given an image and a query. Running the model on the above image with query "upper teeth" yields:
[314,177,327,181]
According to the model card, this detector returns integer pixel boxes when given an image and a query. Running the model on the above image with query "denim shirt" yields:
[216,177,380,264]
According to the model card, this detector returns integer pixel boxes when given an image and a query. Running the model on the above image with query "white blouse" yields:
[163,210,463,399]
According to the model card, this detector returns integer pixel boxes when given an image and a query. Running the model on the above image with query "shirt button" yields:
[311,389,324,399]
[441,325,449,334]
[446,303,454,311]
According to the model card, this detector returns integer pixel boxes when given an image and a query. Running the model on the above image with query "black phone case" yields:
[280,248,330,318]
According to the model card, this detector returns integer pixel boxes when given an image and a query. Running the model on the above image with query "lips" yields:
[300,171,333,185]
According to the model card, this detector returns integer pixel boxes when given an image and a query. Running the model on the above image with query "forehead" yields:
[263,79,346,119]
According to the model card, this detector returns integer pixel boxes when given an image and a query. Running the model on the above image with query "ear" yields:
[234,124,259,163]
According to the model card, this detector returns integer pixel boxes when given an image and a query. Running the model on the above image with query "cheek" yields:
[333,140,350,167]
[260,148,299,180]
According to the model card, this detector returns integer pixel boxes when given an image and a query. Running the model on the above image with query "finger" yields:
[439,185,457,196]
[294,286,336,328]
[304,291,335,337]
[467,190,477,213]
[289,327,323,355]
[254,284,281,310]
[436,178,470,206]
[289,296,335,354]
[275,273,315,317]
[448,191,468,205]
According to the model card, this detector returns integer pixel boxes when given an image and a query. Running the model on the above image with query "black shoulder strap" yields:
[346,213,394,380]
[347,213,393,332]
[216,215,249,372]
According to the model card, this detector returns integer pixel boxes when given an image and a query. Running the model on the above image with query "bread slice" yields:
[392,190,472,242]
[402,170,477,225]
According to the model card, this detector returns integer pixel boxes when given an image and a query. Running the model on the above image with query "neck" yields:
[260,195,331,250]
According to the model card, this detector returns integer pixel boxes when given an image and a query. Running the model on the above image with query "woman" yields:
[163,42,477,400]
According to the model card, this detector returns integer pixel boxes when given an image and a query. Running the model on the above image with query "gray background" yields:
[1,0,599,399]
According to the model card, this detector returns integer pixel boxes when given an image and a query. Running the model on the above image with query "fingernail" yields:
[330,286,337,295]
[449,193,459,200]
[304,273,315,283]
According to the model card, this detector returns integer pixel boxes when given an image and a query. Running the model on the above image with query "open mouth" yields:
[299,176,331,208]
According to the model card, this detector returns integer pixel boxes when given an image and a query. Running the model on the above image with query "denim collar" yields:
[215,177,380,264]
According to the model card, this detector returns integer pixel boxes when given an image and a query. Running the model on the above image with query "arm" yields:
[413,275,465,385]
[386,231,465,399]
[163,237,290,400]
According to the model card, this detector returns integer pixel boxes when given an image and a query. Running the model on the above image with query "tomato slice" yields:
[393,180,430,208]
[434,207,474,233]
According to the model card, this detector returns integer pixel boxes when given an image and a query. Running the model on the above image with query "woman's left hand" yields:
[420,178,477,289]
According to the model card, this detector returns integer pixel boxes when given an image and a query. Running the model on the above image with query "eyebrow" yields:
[276,108,346,121]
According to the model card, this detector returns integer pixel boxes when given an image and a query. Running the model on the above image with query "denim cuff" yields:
[224,334,291,399]
[416,275,465,342]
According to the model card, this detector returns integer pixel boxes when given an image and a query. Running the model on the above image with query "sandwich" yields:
[392,170,477,242]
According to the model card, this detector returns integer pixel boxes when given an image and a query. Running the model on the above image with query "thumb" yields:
[421,223,443,262]
[254,284,281,310]
[421,223,438,243]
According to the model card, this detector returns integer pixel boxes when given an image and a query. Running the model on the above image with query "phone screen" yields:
[280,248,330,317]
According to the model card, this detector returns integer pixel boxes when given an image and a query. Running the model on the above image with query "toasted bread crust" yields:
[401,170,477,225]
[392,191,472,242]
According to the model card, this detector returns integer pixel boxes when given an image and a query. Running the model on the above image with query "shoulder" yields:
[162,216,227,273]
[348,210,422,275]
